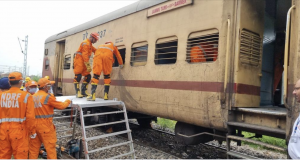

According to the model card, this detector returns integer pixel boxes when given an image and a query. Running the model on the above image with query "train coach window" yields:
[186,30,219,63]
[113,46,126,67]
[239,29,262,66]
[131,42,148,66]
[155,36,178,65]
[45,59,49,70]
[64,54,71,70]
[44,49,48,55]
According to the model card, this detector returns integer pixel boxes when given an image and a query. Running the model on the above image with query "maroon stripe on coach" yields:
[60,78,260,96]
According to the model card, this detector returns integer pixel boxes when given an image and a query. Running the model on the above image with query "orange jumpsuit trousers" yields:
[91,42,123,85]
[0,87,36,159]
[73,38,96,83]
[29,90,71,159]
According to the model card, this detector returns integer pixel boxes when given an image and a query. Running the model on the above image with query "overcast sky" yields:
[0,0,138,76]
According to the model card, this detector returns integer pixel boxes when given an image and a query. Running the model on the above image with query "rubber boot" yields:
[74,83,83,98]
[87,84,97,101]
[104,84,110,100]
[81,82,90,97]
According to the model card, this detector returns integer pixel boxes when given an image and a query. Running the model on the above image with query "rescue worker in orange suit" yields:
[190,42,218,63]
[0,77,11,93]
[44,76,55,95]
[0,72,36,159]
[26,80,38,95]
[20,76,31,91]
[29,78,71,159]
[73,32,99,98]
[87,41,123,101]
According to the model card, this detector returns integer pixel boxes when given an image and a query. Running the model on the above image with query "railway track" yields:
[55,111,286,159]
[126,121,288,159]
[123,121,227,159]
[116,132,181,159]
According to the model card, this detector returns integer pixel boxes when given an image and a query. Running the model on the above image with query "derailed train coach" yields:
[43,0,300,151]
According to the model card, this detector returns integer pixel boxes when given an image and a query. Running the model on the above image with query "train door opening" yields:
[260,0,291,107]
[54,40,65,96]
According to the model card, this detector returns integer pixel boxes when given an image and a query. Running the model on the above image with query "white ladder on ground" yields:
[77,99,135,159]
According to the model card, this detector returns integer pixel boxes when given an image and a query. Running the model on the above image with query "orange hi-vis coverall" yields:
[91,42,123,85]
[0,87,36,159]
[190,42,218,63]
[29,90,71,159]
[73,38,97,83]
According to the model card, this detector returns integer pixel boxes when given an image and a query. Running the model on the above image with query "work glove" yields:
[84,62,92,72]
[65,99,71,104]
[119,65,124,69]
[30,133,37,139]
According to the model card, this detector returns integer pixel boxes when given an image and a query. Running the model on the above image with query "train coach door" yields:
[53,40,65,96]
[285,1,299,141]
[233,0,265,107]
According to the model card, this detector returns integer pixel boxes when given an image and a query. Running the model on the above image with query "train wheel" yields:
[137,118,153,128]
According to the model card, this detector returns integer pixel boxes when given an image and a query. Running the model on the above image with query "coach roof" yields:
[45,0,168,44]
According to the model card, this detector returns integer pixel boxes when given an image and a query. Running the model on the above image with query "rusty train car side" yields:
[43,0,300,150]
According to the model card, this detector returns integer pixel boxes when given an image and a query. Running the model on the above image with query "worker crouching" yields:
[29,78,71,159]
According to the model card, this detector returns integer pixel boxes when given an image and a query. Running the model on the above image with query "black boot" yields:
[104,84,110,100]
[87,84,98,101]
[81,82,90,97]
[74,83,83,98]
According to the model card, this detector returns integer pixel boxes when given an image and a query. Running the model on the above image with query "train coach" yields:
[43,0,300,154]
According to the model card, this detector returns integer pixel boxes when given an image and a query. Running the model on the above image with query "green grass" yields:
[155,117,177,130]
[240,131,287,151]
[31,75,41,82]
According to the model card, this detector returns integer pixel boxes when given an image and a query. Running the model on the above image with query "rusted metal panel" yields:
[236,107,287,117]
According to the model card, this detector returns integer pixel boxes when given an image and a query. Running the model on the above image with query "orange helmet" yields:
[38,78,54,88]
[28,80,38,87]
[90,32,99,41]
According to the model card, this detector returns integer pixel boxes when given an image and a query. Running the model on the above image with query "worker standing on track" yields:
[0,77,11,93]
[26,80,38,95]
[44,76,55,95]
[73,33,99,98]
[87,41,123,101]
[21,76,31,91]
[29,78,71,159]
[0,72,36,159]
[288,79,300,159]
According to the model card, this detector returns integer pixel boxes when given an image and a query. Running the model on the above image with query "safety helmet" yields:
[25,77,31,82]
[44,76,50,80]
[9,72,23,81]
[38,78,55,88]
[28,80,38,87]
[90,32,99,41]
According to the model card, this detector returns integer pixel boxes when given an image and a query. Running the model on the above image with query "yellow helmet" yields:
[25,77,31,82]
[45,76,50,80]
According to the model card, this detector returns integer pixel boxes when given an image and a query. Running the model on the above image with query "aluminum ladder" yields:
[76,98,135,159]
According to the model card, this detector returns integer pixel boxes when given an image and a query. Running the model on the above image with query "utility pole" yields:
[27,66,30,76]
[18,35,28,77]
